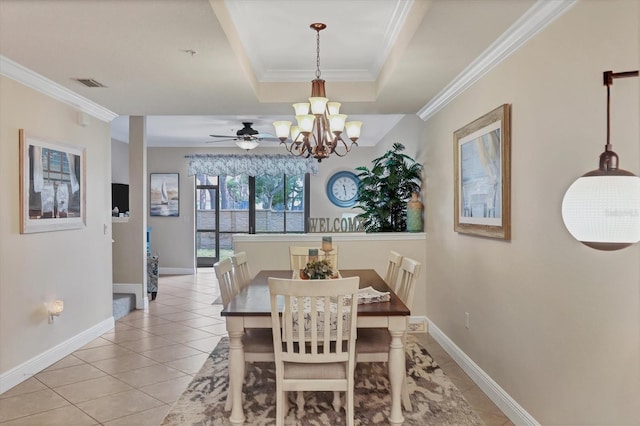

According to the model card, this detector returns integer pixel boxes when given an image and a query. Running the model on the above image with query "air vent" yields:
[75,78,106,88]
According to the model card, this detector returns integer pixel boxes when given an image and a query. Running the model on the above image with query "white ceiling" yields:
[0,0,545,149]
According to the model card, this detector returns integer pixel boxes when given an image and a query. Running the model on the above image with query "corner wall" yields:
[423,1,639,423]
[0,76,114,387]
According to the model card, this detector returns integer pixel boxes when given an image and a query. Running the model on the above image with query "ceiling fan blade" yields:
[258,137,281,142]
[255,133,275,138]
[205,138,235,143]
[209,134,237,138]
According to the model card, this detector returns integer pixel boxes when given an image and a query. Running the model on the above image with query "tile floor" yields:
[0,269,513,425]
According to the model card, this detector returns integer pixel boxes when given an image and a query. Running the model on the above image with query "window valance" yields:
[185,154,319,177]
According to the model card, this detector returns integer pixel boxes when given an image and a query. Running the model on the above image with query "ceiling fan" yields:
[207,122,279,151]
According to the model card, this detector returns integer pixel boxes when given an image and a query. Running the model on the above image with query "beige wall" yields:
[0,76,113,374]
[423,1,639,424]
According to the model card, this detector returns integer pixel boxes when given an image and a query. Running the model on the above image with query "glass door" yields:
[218,174,250,260]
[195,175,218,267]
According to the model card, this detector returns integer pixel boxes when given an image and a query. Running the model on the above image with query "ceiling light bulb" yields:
[290,126,301,142]
[309,97,328,115]
[296,115,315,133]
[293,103,310,115]
[273,121,292,140]
[345,121,362,141]
[327,102,341,115]
[329,114,347,133]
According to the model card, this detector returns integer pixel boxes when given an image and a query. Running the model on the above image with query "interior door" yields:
[195,175,219,267]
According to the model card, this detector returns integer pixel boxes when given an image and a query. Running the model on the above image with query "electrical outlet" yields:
[408,316,428,333]
[465,312,470,329]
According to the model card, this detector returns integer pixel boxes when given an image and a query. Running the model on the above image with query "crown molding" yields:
[417,0,577,122]
[0,55,118,123]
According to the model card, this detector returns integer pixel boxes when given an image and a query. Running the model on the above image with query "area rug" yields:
[162,337,483,425]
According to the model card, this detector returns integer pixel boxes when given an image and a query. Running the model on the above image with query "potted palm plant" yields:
[354,143,423,232]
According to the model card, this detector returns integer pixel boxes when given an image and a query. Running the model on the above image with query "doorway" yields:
[195,175,218,267]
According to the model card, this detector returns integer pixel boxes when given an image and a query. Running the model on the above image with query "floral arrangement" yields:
[301,258,334,280]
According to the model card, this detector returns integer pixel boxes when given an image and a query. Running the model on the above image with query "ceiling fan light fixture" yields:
[235,139,260,151]
[274,23,360,162]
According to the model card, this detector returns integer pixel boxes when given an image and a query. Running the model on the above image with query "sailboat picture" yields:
[150,173,179,216]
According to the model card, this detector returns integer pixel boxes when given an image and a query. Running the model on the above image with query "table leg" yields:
[388,317,406,425]
[227,318,245,425]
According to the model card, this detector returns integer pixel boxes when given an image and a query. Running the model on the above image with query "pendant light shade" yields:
[562,173,640,250]
[560,69,639,251]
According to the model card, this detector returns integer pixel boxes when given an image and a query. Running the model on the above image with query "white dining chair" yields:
[213,258,238,307]
[231,251,252,290]
[355,256,422,411]
[268,276,360,426]
[289,245,339,274]
[384,250,403,287]
[214,258,275,411]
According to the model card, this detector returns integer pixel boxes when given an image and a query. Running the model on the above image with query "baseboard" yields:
[160,267,195,275]
[426,318,540,426]
[113,283,145,309]
[0,317,114,394]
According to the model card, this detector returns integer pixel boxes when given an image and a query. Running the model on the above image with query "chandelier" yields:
[273,23,362,162]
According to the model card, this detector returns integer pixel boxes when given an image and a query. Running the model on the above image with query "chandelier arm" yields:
[331,136,354,157]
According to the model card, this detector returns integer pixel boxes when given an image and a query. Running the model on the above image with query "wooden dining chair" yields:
[268,276,360,426]
[289,245,339,273]
[384,250,403,287]
[214,258,275,411]
[355,256,422,411]
[231,251,252,290]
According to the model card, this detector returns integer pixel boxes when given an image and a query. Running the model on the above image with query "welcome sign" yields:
[308,217,364,233]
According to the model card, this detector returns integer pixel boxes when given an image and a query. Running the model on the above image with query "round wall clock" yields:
[326,171,359,207]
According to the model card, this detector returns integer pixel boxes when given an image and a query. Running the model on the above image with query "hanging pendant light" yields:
[561,70,640,250]
[273,23,362,162]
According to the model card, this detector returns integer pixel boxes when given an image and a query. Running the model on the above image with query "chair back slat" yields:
[394,257,422,309]
[269,277,359,365]
[213,258,238,307]
[231,251,252,290]
[384,251,403,287]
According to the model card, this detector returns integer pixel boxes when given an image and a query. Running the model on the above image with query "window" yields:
[215,173,309,234]
[196,173,309,263]
[255,174,307,233]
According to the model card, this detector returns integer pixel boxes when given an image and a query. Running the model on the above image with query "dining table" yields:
[222,269,410,425]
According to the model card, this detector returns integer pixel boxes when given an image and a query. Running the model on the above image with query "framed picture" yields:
[453,104,511,239]
[150,173,179,217]
[19,129,86,234]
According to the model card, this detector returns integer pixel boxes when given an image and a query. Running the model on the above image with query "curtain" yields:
[32,146,44,193]
[66,153,80,193]
[185,154,318,177]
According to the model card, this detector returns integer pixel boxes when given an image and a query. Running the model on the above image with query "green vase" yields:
[406,193,423,232]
